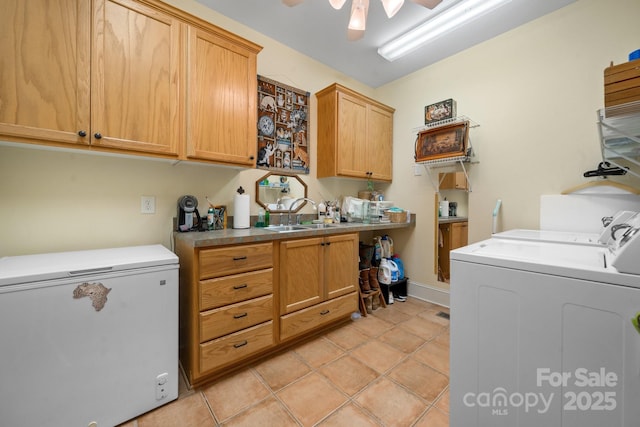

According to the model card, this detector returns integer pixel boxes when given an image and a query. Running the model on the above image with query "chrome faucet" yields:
[287,197,317,225]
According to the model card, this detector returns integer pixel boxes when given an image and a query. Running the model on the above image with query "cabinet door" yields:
[279,237,323,314]
[0,0,90,146]
[440,172,468,190]
[439,223,452,280]
[367,104,393,181]
[336,92,368,178]
[324,233,358,300]
[451,222,468,249]
[186,26,258,166]
[91,0,182,156]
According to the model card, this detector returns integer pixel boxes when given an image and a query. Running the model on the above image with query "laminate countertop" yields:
[438,216,468,224]
[173,215,416,248]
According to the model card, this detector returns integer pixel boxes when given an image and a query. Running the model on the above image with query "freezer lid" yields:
[0,245,178,286]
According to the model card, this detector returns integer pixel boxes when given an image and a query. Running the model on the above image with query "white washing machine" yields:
[492,211,639,247]
[492,228,602,245]
[450,234,640,427]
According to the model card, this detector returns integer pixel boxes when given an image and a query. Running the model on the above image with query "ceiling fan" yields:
[282,0,443,41]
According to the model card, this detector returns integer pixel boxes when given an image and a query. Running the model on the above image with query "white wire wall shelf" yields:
[597,103,640,180]
[412,116,479,191]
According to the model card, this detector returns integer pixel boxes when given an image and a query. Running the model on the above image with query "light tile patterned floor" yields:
[118,297,450,427]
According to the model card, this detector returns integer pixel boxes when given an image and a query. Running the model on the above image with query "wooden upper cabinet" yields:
[316,83,395,182]
[91,0,182,156]
[0,0,91,146]
[439,172,468,190]
[186,26,261,166]
[1,0,263,166]
[335,92,368,178]
[367,104,394,180]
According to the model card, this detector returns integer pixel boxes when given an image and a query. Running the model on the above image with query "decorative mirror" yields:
[255,172,308,213]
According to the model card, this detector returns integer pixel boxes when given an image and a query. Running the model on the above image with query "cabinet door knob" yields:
[77,130,87,137]
[94,132,102,139]
[320,309,330,316]
[249,155,255,160]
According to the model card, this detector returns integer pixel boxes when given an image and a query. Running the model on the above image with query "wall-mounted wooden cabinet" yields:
[439,172,468,190]
[185,26,259,166]
[316,83,395,182]
[0,0,261,167]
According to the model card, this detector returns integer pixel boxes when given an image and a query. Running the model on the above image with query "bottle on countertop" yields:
[207,208,214,230]
[256,208,265,227]
[318,202,326,221]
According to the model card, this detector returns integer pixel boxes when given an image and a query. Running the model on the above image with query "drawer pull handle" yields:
[233,312,248,319]
[320,309,330,316]
[233,340,248,348]
[233,256,247,261]
[233,283,248,290]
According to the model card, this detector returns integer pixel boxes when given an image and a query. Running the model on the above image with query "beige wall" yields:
[1,0,639,297]
[376,0,640,292]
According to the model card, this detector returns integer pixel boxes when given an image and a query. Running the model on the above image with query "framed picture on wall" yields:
[415,121,469,162]
[256,75,310,174]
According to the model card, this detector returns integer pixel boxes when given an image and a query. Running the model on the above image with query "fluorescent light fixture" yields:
[378,0,512,61]
[381,0,404,18]
[329,0,347,9]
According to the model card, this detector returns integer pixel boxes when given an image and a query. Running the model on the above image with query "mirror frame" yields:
[255,172,308,213]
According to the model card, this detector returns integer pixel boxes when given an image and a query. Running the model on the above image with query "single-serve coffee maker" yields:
[449,202,458,217]
[177,195,200,232]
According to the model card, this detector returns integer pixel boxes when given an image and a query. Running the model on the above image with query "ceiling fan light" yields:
[348,0,369,31]
[409,0,442,9]
[381,0,404,18]
[328,0,347,9]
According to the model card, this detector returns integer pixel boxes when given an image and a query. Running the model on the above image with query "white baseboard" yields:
[407,280,450,308]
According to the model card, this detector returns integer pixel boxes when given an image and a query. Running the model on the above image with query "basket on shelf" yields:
[389,211,407,223]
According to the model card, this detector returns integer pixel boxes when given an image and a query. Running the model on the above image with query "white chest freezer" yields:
[0,245,179,427]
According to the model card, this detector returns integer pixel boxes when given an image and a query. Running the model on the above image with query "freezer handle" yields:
[69,267,114,276]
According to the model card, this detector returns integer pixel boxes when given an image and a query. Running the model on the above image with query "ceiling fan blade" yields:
[347,28,365,41]
[282,0,304,6]
[409,0,443,9]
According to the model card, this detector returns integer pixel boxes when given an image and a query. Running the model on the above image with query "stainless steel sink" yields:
[299,223,339,229]
[262,225,308,233]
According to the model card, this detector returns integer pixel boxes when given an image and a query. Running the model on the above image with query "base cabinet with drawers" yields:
[175,241,276,386]
[175,233,359,387]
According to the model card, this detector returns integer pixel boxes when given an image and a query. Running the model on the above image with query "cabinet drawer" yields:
[200,321,274,373]
[200,295,273,342]
[199,243,273,279]
[280,292,357,341]
[200,268,273,310]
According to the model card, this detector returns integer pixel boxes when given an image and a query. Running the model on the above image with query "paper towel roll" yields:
[234,193,250,229]
[439,201,449,218]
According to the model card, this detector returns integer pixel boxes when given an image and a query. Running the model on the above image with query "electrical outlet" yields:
[414,164,423,176]
[141,196,156,214]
